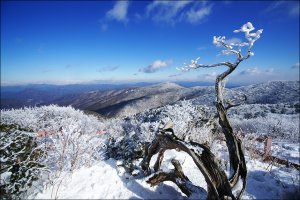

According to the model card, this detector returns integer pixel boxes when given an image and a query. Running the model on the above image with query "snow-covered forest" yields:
[1,98,299,199]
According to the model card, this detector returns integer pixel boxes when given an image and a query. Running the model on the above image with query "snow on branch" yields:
[178,22,263,72]
[234,22,263,51]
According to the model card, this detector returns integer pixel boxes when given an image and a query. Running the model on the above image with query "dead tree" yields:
[141,22,263,199]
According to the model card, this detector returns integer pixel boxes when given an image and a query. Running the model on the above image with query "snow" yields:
[255,140,300,165]
[33,148,299,199]
[244,159,299,199]
[1,104,299,199]
[34,150,199,199]
[271,141,299,165]
[1,172,12,183]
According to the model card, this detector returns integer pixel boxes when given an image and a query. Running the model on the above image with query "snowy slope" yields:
[34,149,299,199]
[1,99,299,199]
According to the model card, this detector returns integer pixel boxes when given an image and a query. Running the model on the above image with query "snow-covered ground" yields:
[1,105,299,199]
[272,141,300,165]
[256,139,300,165]
[34,149,299,199]
[34,150,195,199]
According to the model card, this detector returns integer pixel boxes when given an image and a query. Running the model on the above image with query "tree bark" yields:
[141,64,247,199]
[141,133,235,199]
[148,22,264,199]
[215,64,247,199]
[147,159,207,198]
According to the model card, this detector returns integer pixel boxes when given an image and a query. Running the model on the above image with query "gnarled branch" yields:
[147,159,207,198]
[141,132,235,200]
[142,22,262,200]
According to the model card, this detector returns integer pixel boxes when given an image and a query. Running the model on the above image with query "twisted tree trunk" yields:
[141,22,263,200]
[147,159,207,198]
[140,64,247,200]
[141,132,235,199]
[215,64,247,199]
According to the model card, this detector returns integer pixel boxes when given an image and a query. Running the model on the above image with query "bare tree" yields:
[141,22,263,199]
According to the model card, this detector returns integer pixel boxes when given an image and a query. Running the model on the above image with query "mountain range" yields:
[1,81,299,118]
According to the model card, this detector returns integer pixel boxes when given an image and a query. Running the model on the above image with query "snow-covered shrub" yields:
[1,105,108,197]
[231,113,299,141]
[228,103,299,119]
[99,100,218,176]
[0,125,48,199]
[105,131,145,173]
[105,132,144,160]
[1,105,104,135]
[112,100,218,145]
[162,100,218,145]
[103,116,155,168]
[238,132,262,160]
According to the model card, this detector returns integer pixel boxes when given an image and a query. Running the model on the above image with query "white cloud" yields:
[232,67,298,85]
[139,59,172,73]
[225,37,242,45]
[264,1,299,17]
[100,1,129,31]
[195,71,218,81]
[264,1,285,13]
[240,67,260,75]
[146,1,192,25]
[289,4,299,16]
[239,67,274,75]
[184,4,212,24]
[203,72,218,80]
[292,62,300,69]
[106,1,129,23]
[146,1,212,25]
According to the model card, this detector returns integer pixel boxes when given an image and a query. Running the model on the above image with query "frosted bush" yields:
[231,113,299,141]
[161,100,216,145]
[1,105,108,193]
[103,118,125,138]
[101,100,217,165]
[0,128,48,199]
[139,121,159,142]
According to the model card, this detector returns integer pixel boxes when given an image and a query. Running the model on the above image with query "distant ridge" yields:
[1,81,299,118]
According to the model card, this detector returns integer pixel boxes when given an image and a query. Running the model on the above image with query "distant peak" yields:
[151,82,184,90]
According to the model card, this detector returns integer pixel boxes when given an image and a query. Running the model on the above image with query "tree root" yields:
[147,159,207,198]
[141,132,236,200]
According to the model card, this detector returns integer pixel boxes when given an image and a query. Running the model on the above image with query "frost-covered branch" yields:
[177,59,233,71]
[173,22,263,199]
[225,94,247,110]
[213,36,242,59]
[179,22,263,71]
[234,22,263,58]
[147,159,207,198]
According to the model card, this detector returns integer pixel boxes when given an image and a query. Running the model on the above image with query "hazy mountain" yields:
[50,81,300,118]
[51,82,188,117]
[0,82,154,109]
[1,81,299,118]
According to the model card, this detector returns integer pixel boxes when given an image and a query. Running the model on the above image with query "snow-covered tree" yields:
[141,22,263,199]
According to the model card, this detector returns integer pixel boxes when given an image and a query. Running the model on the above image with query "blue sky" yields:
[1,1,299,85]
